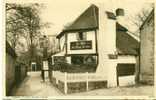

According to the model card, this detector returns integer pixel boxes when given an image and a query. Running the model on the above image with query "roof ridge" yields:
[64,4,98,31]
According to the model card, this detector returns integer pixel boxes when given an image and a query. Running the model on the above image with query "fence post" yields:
[86,72,88,91]
[64,72,67,94]
[52,70,53,77]
[56,71,59,84]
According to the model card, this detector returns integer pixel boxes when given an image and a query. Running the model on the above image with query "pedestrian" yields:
[41,70,45,82]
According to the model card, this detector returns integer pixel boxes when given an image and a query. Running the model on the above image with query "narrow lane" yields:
[12,71,63,97]
[11,71,153,97]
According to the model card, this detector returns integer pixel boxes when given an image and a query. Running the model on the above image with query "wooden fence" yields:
[52,71,106,94]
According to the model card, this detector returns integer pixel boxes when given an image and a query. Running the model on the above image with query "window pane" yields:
[79,32,83,40]
[71,56,84,64]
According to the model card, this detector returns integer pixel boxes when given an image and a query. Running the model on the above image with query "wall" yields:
[67,31,96,54]
[140,12,154,84]
[60,34,66,52]
[96,4,116,83]
[6,53,16,95]
[107,55,136,87]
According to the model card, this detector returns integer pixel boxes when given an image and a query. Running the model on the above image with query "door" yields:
[31,63,36,71]
[117,64,135,86]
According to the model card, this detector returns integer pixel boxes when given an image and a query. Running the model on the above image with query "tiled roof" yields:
[116,30,139,55]
[64,4,99,31]
[56,4,139,55]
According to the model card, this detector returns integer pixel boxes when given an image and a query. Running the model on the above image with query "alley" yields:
[11,71,154,97]
[11,71,63,97]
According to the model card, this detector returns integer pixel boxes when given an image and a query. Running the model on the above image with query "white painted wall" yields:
[119,75,135,86]
[67,31,96,54]
[117,56,136,63]
[95,4,137,87]
[60,34,65,52]
[107,55,136,87]
[66,56,71,64]
[52,4,137,87]
[96,4,116,82]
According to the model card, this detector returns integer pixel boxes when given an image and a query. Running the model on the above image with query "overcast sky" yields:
[39,0,153,36]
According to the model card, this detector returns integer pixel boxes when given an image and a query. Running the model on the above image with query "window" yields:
[77,32,86,40]
[71,55,97,65]
[117,64,135,76]
[71,56,84,65]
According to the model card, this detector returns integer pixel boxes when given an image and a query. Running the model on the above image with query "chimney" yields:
[97,4,116,56]
[96,3,117,82]
[116,8,125,23]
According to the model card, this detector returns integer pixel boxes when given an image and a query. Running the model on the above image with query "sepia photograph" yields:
[4,0,155,99]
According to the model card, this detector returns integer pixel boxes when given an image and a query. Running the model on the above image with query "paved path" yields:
[12,71,63,97]
[11,71,154,97]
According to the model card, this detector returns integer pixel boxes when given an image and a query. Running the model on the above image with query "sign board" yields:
[43,61,49,70]
[70,40,92,50]
[108,54,118,59]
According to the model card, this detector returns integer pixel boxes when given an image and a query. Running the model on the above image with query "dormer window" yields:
[77,32,86,40]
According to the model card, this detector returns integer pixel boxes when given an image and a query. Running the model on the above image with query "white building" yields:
[51,4,139,93]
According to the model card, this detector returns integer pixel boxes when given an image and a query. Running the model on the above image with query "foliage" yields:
[52,62,97,73]
[6,3,41,49]
[6,3,49,66]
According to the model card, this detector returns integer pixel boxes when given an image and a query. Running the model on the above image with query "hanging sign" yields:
[43,60,49,70]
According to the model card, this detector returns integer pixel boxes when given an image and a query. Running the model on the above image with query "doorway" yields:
[117,63,135,86]
[31,62,37,71]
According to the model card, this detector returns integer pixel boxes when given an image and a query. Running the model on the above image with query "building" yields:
[51,4,139,93]
[6,41,17,95]
[140,9,154,84]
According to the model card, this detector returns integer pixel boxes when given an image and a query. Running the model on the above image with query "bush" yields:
[52,62,97,73]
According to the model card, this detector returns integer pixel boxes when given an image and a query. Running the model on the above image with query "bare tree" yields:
[128,4,154,30]
[6,3,50,67]
[6,3,50,48]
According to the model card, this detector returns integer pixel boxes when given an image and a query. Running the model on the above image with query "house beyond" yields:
[140,9,154,84]
[52,4,139,87]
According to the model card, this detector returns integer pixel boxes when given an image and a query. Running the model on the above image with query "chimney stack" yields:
[116,8,124,16]
[116,8,125,23]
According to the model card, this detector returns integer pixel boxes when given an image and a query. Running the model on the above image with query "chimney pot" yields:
[116,8,124,16]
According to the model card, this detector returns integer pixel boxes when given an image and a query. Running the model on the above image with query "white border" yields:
[1,0,156,99]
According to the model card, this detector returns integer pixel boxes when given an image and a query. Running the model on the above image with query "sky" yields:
[39,0,153,36]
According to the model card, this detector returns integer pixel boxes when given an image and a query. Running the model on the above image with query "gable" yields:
[64,4,98,31]
[56,4,139,55]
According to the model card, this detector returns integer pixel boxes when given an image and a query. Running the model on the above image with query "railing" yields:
[53,71,105,82]
[53,71,65,82]
[52,71,106,94]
